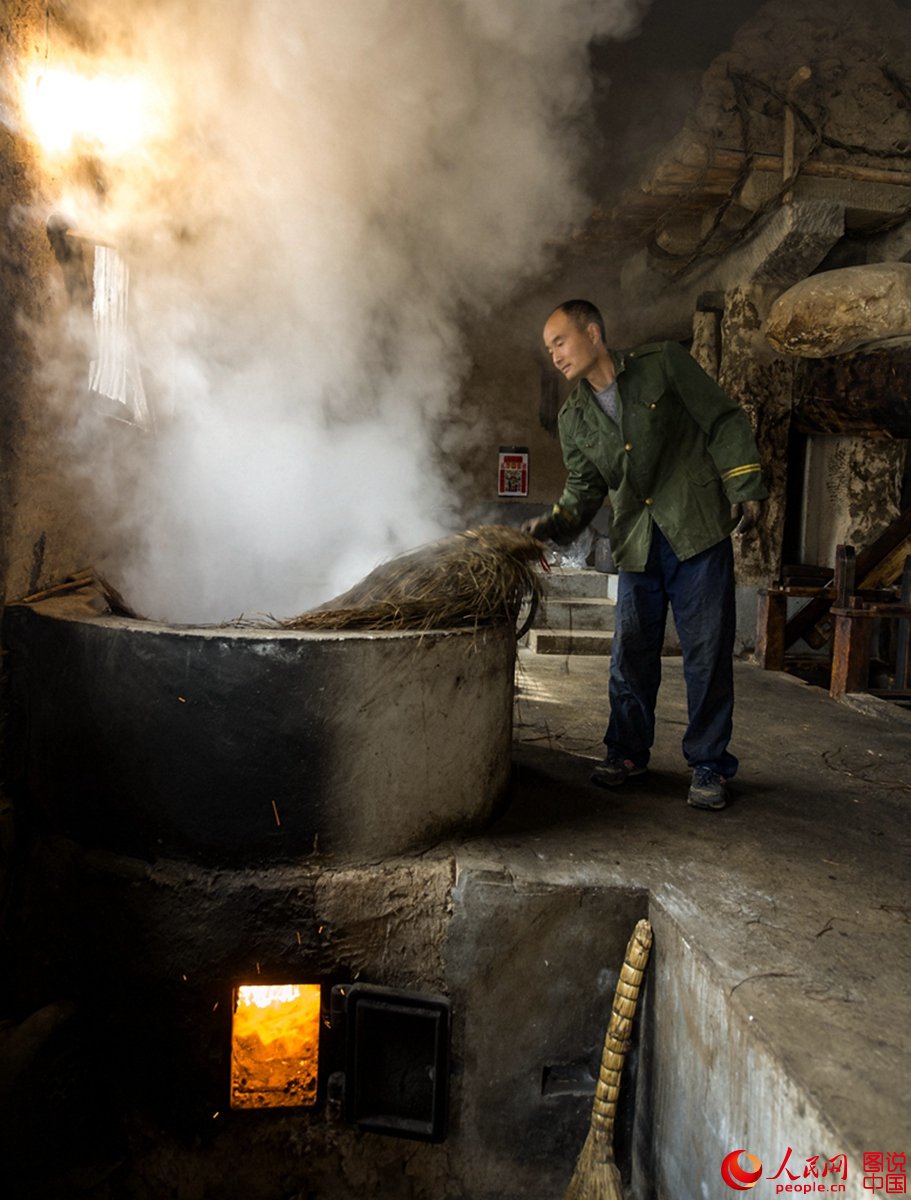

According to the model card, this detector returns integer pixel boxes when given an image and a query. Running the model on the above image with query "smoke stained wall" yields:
[10,0,648,623]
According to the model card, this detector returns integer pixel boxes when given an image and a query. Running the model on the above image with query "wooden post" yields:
[755,588,787,669]
[829,604,874,700]
[895,555,911,690]
[782,66,812,204]
[834,544,856,610]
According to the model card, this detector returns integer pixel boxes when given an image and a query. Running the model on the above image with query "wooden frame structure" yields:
[756,507,911,702]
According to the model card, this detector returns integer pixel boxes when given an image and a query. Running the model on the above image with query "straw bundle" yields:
[281,525,547,635]
[564,919,654,1200]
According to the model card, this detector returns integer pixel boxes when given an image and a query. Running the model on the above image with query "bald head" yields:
[543,299,614,390]
[550,299,606,343]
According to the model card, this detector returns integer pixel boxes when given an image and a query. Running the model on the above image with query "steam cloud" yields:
[31,0,646,622]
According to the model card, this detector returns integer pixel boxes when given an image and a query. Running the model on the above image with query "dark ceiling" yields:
[587,0,770,203]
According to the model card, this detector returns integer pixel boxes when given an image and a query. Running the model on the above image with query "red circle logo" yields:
[720,1150,763,1190]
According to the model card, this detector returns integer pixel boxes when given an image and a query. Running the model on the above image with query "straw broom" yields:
[564,918,654,1200]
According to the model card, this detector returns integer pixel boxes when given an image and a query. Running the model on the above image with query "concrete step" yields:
[527,628,614,655]
[527,566,685,656]
[527,626,681,656]
[536,596,616,631]
[543,567,618,600]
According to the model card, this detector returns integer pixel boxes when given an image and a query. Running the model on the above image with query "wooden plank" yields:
[862,535,911,590]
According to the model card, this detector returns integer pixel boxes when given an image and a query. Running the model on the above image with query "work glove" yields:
[522,513,559,542]
[731,499,763,536]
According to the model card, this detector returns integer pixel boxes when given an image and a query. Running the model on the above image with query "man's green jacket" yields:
[551,340,768,571]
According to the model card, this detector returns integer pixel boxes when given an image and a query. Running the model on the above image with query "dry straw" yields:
[564,918,654,1200]
[18,526,547,634]
[281,525,547,635]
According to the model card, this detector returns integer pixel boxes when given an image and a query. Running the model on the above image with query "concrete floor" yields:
[471,649,910,1197]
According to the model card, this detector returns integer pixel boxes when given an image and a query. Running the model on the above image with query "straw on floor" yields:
[564,918,654,1200]
[281,524,547,635]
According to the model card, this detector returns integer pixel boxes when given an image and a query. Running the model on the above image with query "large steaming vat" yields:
[3,591,516,866]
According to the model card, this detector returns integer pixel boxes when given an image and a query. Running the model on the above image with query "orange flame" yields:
[230,983,322,1109]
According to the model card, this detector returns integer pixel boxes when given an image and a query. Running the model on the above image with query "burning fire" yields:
[230,983,322,1109]
[18,62,165,163]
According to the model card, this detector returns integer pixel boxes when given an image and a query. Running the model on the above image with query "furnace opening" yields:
[229,983,322,1110]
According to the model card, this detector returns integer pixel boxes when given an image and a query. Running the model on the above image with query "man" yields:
[527,299,767,810]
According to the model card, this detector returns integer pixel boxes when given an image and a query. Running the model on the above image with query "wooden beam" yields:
[862,536,911,590]
[642,150,911,195]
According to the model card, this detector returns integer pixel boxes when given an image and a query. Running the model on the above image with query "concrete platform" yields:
[461,649,911,1199]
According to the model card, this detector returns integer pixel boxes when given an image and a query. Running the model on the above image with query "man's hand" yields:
[522,514,556,542]
[731,499,763,536]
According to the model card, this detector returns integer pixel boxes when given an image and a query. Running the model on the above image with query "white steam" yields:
[30,0,646,622]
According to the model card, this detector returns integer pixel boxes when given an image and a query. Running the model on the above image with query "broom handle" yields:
[588,918,653,1147]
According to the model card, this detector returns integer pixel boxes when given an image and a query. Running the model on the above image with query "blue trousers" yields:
[605,525,738,777]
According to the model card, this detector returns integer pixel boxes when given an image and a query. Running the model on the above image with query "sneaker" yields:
[591,757,647,788]
[687,766,728,810]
